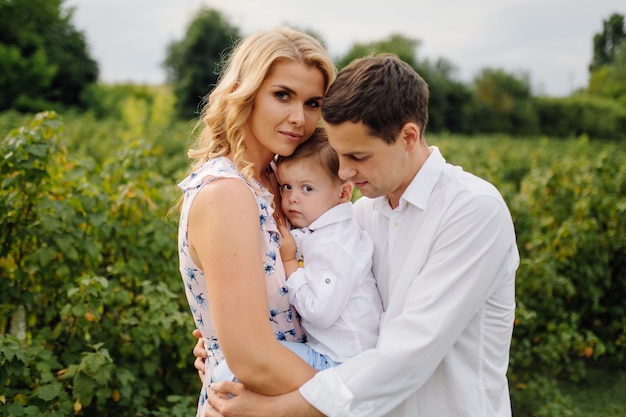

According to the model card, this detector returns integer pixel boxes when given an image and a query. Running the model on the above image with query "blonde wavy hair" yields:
[186,26,336,183]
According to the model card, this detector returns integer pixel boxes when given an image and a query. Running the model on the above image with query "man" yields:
[203,53,519,417]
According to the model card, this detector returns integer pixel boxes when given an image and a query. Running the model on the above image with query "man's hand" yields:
[193,329,207,382]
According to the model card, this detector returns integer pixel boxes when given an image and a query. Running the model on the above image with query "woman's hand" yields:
[193,329,207,382]
[207,381,324,417]
[208,381,270,417]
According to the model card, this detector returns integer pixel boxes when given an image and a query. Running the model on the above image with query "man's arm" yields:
[207,381,324,417]
[192,329,207,382]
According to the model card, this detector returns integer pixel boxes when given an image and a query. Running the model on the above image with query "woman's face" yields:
[246,61,326,160]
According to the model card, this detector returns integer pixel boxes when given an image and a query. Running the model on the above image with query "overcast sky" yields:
[64,0,624,97]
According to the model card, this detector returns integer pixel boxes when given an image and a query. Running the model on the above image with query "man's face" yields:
[325,121,412,207]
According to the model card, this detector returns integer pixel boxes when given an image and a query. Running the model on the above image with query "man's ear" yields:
[340,181,354,203]
[401,122,421,151]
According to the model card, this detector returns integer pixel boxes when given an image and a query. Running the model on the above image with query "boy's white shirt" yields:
[286,202,382,363]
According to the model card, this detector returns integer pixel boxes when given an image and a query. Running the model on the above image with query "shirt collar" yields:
[373,146,445,216]
[308,202,353,231]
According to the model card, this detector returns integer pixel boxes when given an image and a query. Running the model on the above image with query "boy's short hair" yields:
[321,53,429,144]
[276,128,340,182]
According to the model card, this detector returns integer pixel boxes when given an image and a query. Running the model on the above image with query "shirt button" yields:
[325,278,331,284]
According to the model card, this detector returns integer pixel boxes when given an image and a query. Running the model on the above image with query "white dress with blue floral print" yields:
[178,156,305,416]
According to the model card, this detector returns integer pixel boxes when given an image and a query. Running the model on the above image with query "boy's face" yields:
[326,121,412,207]
[277,158,344,228]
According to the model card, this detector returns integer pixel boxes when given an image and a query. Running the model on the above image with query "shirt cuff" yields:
[299,368,353,417]
[286,268,306,293]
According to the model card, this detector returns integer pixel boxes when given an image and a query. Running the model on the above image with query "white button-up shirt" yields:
[287,202,383,363]
[300,147,519,416]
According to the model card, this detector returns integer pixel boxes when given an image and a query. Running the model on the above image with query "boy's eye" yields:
[303,185,313,192]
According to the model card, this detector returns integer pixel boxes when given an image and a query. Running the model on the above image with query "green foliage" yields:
[335,33,421,70]
[472,68,539,136]
[0,45,56,111]
[588,42,626,104]
[0,111,196,416]
[420,59,474,134]
[334,34,474,134]
[2,106,626,416]
[588,14,626,105]
[438,135,626,417]
[589,13,625,73]
[163,7,240,119]
[535,94,626,140]
[0,0,98,112]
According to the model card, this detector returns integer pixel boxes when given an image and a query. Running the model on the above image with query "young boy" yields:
[213,128,382,381]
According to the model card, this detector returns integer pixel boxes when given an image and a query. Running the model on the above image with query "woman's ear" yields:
[340,181,354,203]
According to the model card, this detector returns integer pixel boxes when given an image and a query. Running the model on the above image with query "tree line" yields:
[1,1,625,138]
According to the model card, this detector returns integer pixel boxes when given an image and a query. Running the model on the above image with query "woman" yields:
[177,27,336,416]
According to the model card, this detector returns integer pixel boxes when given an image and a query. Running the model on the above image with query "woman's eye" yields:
[275,91,289,101]
[282,184,292,191]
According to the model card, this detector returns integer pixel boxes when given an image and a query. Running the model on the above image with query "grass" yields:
[559,366,626,416]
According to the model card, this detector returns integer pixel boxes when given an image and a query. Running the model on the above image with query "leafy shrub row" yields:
[1,112,197,416]
[2,114,626,416]
[440,135,626,416]
[536,95,626,140]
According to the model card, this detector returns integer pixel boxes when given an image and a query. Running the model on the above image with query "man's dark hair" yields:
[321,53,429,144]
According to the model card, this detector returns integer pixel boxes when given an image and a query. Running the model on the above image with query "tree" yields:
[588,14,626,104]
[589,13,625,73]
[335,33,420,70]
[0,0,98,112]
[163,7,240,119]
[471,68,539,135]
[335,34,473,134]
[44,8,99,107]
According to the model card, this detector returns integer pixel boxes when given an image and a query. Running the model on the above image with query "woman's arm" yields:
[208,381,324,417]
[188,178,316,395]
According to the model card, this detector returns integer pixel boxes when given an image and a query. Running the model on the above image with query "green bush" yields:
[2,112,626,416]
[438,134,626,416]
[0,112,197,416]
[536,95,626,140]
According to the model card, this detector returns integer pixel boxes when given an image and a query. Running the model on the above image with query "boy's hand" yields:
[278,223,299,277]
[278,222,297,261]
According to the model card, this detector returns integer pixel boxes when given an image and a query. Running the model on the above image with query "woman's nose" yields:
[288,105,305,126]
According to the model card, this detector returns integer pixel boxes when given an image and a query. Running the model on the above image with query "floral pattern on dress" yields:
[177,157,305,416]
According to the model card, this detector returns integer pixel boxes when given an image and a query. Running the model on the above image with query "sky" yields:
[63,0,625,97]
